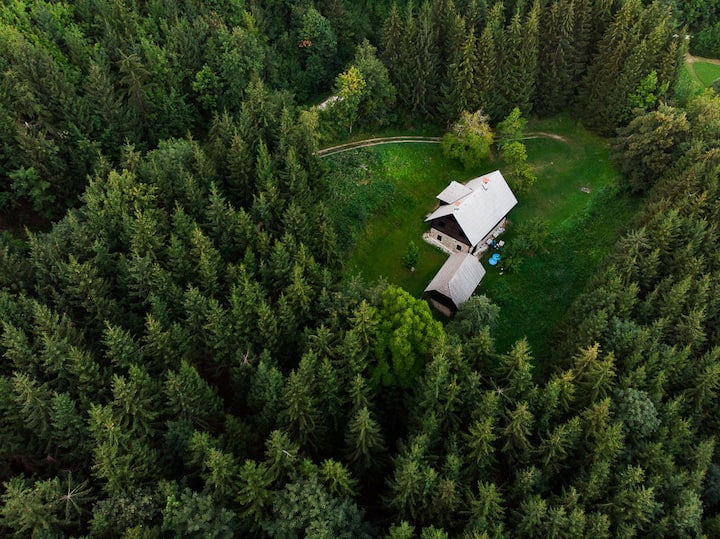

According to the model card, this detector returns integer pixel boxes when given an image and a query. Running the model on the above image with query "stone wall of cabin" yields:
[428,227,471,254]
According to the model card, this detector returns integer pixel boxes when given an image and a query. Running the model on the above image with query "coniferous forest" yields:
[1,0,720,537]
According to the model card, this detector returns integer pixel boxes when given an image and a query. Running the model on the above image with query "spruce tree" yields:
[479,2,504,119]
[536,0,575,115]
[345,405,387,472]
[441,26,477,123]
[411,2,441,118]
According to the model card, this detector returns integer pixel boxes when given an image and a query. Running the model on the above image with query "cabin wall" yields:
[425,290,457,316]
[428,217,471,253]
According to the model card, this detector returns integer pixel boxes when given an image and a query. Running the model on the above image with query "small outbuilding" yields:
[424,252,486,315]
[425,170,518,255]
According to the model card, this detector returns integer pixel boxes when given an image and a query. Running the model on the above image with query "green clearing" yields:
[325,115,638,358]
[691,60,720,87]
[324,143,489,296]
[478,116,638,358]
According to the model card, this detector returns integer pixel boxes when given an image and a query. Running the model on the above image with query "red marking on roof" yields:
[454,200,461,206]
[482,176,490,184]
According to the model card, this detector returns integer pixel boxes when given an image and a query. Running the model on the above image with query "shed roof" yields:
[425,170,517,247]
[436,181,472,204]
[425,252,486,309]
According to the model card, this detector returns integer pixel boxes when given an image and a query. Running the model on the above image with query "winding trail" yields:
[687,54,720,66]
[316,131,567,158]
[316,136,442,158]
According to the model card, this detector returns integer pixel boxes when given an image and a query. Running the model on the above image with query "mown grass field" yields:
[478,116,638,358]
[324,115,638,358]
[323,143,488,296]
[691,60,720,87]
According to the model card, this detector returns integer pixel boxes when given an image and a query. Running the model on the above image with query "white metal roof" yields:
[425,253,486,309]
[436,181,472,204]
[425,170,518,247]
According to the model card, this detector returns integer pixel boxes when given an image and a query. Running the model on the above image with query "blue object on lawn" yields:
[488,257,498,266]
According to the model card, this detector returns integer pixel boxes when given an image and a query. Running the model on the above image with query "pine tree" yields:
[111,364,159,438]
[226,133,255,208]
[384,521,416,539]
[88,403,159,495]
[255,298,279,353]
[395,2,417,114]
[535,370,576,431]
[12,371,52,453]
[164,360,223,431]
[496,8,527,117]
[49,391,89,460]
[464,416,497,478]
[0,476,63,536]
[187,430,240,503]
[280,356,326,452]
[611,465,658,534]
[381,3,404,89]
[572,343,617,407]
[536,416,582,473]
[385,434,437,521]
[501,401,534,461]
[344,405,386,472]
[477,5,501,118]
[1,321,37,376]
[497,338,535,400]
[441,26,477,123]
[237,460,274,532]
[319,458,359,497]
[411,1,441,118]
[264,429,300,484]
[520,0,540,112]
[466,480,506,536]
[613,104,691,194]
[536,0,575,115]
[514,494,548,538]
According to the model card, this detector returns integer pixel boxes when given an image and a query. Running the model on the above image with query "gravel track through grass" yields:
[317,136,442,157]
[317,132,567,158]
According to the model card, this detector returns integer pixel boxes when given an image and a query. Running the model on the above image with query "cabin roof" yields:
[425,170,518,247]
[436,181,473,204]
[424,252,486,309]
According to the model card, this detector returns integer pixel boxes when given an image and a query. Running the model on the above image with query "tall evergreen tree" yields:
[441,25,476,124]
[411,2,441,118]
[536,0,575,115]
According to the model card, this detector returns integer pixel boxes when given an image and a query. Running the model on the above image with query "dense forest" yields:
[1,0,719,537]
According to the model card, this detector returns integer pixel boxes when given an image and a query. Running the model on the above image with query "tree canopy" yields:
[1,0,719,536]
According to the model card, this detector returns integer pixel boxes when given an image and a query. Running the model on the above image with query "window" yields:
[437,234,442,241]
[456,244,462,251]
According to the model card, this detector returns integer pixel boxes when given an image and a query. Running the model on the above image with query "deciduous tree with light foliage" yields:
[441,110,494,169]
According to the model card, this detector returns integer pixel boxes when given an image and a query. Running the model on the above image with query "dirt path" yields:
[316,131,567,158]
[687,54,720,66]
[524,131,568,142]
[316,136,442,158]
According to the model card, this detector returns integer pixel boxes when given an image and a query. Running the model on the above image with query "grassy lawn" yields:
[476,115,638,358]
[325,114,638,359]
[325,143,491,296]
[686,59,720,88]
[481,189,638,360]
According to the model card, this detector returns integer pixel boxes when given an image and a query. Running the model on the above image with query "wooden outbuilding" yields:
[424,253,486,315]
